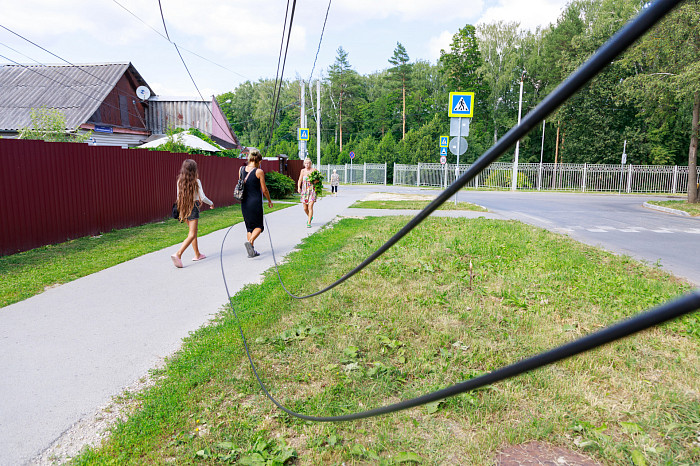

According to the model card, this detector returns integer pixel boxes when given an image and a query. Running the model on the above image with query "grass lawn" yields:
[647,200,700,216]
[0,203,292,308]
[72,216,699,465]
[350,200,487,212]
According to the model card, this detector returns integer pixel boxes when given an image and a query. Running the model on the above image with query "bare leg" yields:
[176,219,199,258]
[307,200,314,223]
[249,227,262,247]
[303,203,309,220]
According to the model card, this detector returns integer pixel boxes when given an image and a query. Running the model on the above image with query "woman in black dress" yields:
[240,149,273,257]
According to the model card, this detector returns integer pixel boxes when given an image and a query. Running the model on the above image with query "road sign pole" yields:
[511,72,525,191]
[455,117,462,205]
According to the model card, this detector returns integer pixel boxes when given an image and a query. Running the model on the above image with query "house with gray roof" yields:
[0,62,153,147]
[0,62,241,149]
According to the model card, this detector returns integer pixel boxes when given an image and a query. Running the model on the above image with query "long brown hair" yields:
[176,159,198,222]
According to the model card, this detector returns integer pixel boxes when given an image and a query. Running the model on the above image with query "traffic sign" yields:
[449,117,471,137]
[440,136,449,147]
[448,92,475,118]
[298,128,309,141]
[349,151,355,159]
[440,155,447,165]
[440,147,447,156]
[449,137,467,156]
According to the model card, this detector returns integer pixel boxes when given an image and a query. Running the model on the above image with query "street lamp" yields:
[511,70,526,191]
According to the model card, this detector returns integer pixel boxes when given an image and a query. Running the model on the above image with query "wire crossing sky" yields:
[0,0,570,97]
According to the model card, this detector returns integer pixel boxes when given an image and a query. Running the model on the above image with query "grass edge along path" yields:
[350,199,488,212]
[0,203,292,308]
[73,216,698,465]
[647,200,700,217]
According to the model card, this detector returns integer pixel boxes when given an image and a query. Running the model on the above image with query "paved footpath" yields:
[0,186,500,466]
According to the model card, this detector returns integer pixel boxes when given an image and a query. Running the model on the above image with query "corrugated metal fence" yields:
[0,139,284,256]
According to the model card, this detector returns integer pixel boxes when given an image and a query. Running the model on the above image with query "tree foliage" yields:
[19,106,92,143]
[215,0,699,198]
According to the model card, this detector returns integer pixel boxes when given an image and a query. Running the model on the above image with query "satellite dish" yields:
[136,86,151,100]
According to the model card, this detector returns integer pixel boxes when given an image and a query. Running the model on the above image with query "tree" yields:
[439,25,484,94]
[19,106,92,143]
[328,47,363,152]
[621,1,700,202]
[388,42,411,140]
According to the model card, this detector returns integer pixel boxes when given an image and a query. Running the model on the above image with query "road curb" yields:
[642,202,690,216]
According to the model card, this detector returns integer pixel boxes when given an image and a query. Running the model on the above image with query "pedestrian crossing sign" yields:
[440,147,447,156]
[298,128,309,141]
[448,92,474,118]
[440,136,449,147]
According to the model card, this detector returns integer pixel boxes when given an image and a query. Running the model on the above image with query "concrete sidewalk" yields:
[0,190,367,466]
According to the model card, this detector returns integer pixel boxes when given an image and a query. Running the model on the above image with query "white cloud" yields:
[331,0,485,23]
[477,0,568,30]
[427,30,454,61]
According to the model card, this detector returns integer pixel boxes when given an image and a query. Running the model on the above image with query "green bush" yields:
[265,171,296,199]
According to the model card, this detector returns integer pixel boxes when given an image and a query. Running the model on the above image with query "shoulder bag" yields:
[234,166,254,201]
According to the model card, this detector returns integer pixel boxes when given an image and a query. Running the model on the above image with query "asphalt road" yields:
[1,186,697,466]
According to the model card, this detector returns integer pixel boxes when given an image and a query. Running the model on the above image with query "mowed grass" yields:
[647,200,700,216]
[350,200,487,211]
[0,203,291,308]
[73,217,699,465]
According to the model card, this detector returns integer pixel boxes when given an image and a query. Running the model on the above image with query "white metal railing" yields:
[320,162,387,185]
[393,162,699,194]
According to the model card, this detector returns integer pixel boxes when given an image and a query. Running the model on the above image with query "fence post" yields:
[344,164,348,184]
[626,164,633,193]
[582,163,587,192]
[363,162,367,184]
[417,163,421,187]
[672,165,678,194]
[384,162,387,185]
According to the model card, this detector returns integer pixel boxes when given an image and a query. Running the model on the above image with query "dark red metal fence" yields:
[0,139,289,256]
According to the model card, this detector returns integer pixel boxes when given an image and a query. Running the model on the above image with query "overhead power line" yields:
[111,0,248,80]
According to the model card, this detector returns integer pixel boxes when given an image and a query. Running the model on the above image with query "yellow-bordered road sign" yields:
[448,92,475,118]
[298,128,309,140]
[440,135,449,147]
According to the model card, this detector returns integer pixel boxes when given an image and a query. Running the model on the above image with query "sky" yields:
[0,0,571,98]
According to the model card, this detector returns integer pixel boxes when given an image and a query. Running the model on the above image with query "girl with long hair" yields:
[240,149,273,258]
[171,159,214,268]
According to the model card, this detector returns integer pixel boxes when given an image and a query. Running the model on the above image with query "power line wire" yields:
[111,0,248,80]
[217,0,698,423]
[307,0,332,83]
[0,53,147,128]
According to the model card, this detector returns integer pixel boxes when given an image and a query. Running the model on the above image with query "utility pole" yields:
[511,71,525,191]
[299,80,306,160]
[317,79,321,168]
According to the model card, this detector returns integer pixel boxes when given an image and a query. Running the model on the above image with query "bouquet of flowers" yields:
[307,170,325,197]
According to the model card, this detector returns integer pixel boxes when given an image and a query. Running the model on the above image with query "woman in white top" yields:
[171,159,214,268]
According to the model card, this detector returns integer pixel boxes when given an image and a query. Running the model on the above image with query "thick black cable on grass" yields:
[267,0,687,301]
[217,0,700,423]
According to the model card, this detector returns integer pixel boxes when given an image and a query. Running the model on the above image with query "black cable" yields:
[265,0,298,149]
[111,0,248,80]
[157,0,171,41]
[0,26,147,122]
[218,242,699,423]
[155,7,238,144]
[0,54,146,128]
[307,0,332,83]
[216,0,698,423]
[265,0,687,301]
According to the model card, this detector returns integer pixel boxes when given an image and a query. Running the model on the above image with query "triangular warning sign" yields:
[453,97,470,113]
[440,147,447,155]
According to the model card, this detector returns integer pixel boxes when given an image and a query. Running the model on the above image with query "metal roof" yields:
[0,63,153,131]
